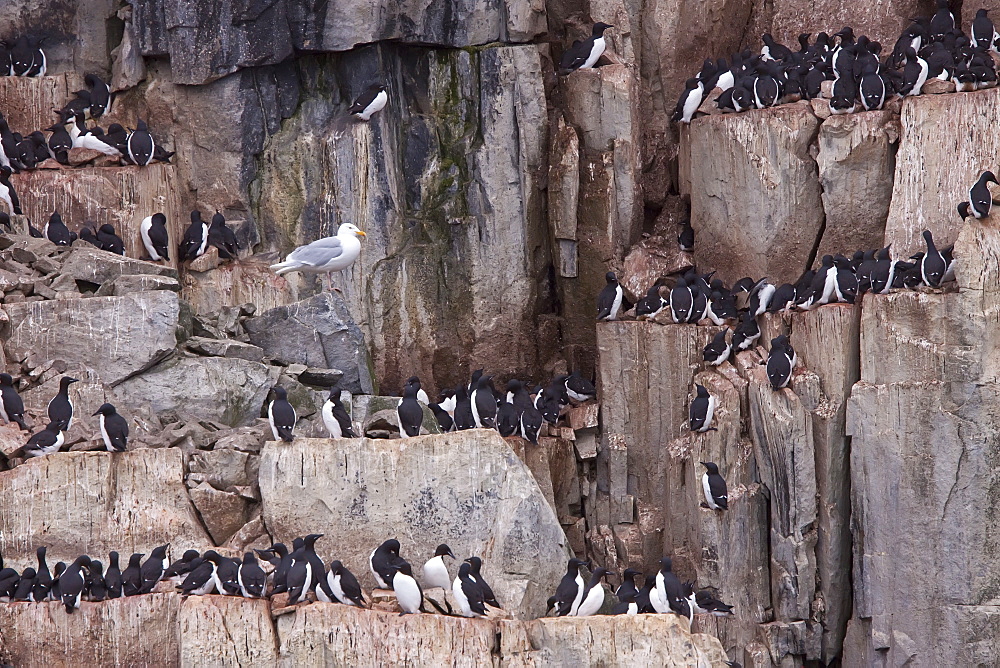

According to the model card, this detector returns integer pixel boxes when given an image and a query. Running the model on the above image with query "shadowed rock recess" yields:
[0,0,998,665]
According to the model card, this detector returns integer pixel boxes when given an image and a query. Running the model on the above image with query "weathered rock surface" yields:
[0,73,85,134]
[131,0,545,85]
[258,431,569,619]
[690,104,822,285]
[884,89,1000,256]
[0,449,210,566]
[180,595,279,666]
[116,355,277,427]
[245,292,373,395]
[501,614,728,666]
[815,110,899,261]
[3,291,181,385]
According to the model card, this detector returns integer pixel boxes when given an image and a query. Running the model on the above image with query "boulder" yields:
[57,245,178,286]
[276,604,497,666]
[258,431,570,618]
[115,356,277,427]
[180,256,300,316]
[884,89,1000,256]
[0,595,182,667]
[95,274,181,296]
[180,596,279,666]
[188,482,256,546]
[753,0,927,48]
[245,292,373,395]
[0,74,86,134]
[690,104,823,285]
[815,110,900,261]
[620,235,692,301]
[3,291,181,385]
[500,615,728,666]
[0,449,211,567]
[186,336,265,362]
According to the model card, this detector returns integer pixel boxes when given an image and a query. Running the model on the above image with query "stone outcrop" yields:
[0,449,210,566]
[258,431,570,619]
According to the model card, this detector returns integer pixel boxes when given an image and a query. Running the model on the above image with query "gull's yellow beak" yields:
[356,230,366,237]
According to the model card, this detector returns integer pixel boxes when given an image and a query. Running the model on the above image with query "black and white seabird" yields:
[387,561,424,616]
[766,335,796,390]
[179,552,218,595]
[285,546,314,604]
[634,285,668,320]
[430,401,456,433]
[0,166,21,215]
[322,389,356,438]
[694,589,735,617]
[559,23,613,74]
[24,422,64,457]
[397,380,424,437]
[267,386,296,442]
[127,119,155,166]
[471,375,497,429]
[655,557,690,618]
[703,329,731,367]
[596,272,625,321]
[552,558,587,616]
[673,77,705,124]
[464,556,501,609]
[370,539,402,590]
[966,170,999,219]
[44,212,72,246]
[700,462,729,510]
[87,560,108,601]
[349,84,388,121]
[84,73,112,117]
[920,230,947,287]
[689,384,717,433]
[575,567,610,616]
[496,395,519,437]
[452,384,476,431]
[670,277,694,323]
[731,311,760,351]
[140,213,170,261]
[121,553,144,596]
[93,403,128,452]
[238,552,266,598]
[678,219,694,251]
[139,544,170,594]
[95,223,125,255]
[105,552,123,598]
[322,560,366,606]
[421,544,456,592]
[208,212,238,260]
[519,403,544,444]
[0,373,27,430]
[59,555,92,613]
[564,371,596,403]
[179,211,210,261]
[452,562,487,618]
[31,547,52,602]
[163,550,200,584]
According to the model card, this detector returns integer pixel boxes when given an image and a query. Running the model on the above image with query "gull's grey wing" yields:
[286,236,344,267]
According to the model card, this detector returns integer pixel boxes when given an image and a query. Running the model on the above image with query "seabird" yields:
[564,371,596,403]
[575,567,610,616]
[389,561,425,615]
[44,212,73,246]
[966,170,999,219]
[31,547,52,602]
[93,403,128,452]
[322,389,356,438]
[655,557,690,618]
[84,73,112,117]
[370,539,402,590]
[349,84,388,121]
[421,544,456,592]
[24,422,64,457]
[452,562,487,617]
[464,556,501,609]
[689,384,717,433]
[673,77,705,124]
[105,552,123,598]
[559,23,613,74]
[766,335,795,390]
[270,223,366,291]
[267,386,296,442]
[701,462,729,510]
[126,119,155,166]
[678,219,694,251]
[163,550,201,584]
[95,224,125,255]
[207,211,238,260]
[325,560,366,606]
[552,558,587,616]
[139,544,170,594]
[397,380,424,437]
[179,211,210,261]
[471,374,497,429]
[703,329,731,367]
[596,272,626,321]
[121,553,144,596]
[453,385,476,431]
[58,556,92,613]
[495,395,519,437]
[0,373,28,430]
[285,546,313,604]
[140,213,170,261]
[179,553,218,595]
[237,552,266,598]
[920,230,947,287]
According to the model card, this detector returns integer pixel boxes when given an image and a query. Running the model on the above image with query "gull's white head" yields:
[338,223,366,238]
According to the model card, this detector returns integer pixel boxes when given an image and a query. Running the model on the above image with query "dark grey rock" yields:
[244,292,373,394]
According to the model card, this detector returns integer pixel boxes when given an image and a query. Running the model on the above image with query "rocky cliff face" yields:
[0,0,998,666]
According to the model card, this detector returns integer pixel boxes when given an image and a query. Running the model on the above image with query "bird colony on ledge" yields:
[672,1,1000,120]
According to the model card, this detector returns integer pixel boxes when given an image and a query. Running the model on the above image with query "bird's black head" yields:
[304,533,324,546]
[92,402,117,417]
[982,170,999,185]
[958,202,971,220]
[392,561,413,576]
[382,538,401,554]
[464,556,482,570]
[592,22,613,36]
[593,567,611,579]
[605,271,617,284]
[0,373,13,386]
[570,557,588,568]
[660,556,673,571]
[329,560,344,573]
[128,553,145,566]
[695,384,709,398]
[623,568,642,580]
[182,549,200,562]
[435,544,456,559]
[701,461,719,474]
[271,386,288,400]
